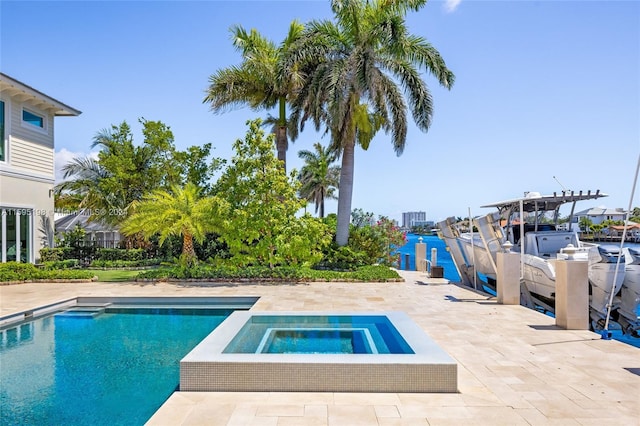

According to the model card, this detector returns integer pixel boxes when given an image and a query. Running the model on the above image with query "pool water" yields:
[0,307,234,426]
[223,315,414,354]
[259,328,375,354]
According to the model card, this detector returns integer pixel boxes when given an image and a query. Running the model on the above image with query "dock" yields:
[1,273,638,425]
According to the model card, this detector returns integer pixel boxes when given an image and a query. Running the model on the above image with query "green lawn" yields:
[87,269,146,282]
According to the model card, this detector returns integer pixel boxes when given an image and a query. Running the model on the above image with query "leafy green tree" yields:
[204,21,306,171]
[119,183,227,266]
[290,0,454,246]
[56,120,222,225]
[174,143,226,195]
[297,142,340,218]
[216,119,331,268]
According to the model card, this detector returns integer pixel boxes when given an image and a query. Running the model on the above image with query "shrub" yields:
[95,248,146,262]
[40,247,73,262]
[0,262,94,282]
[135,264,400,282]
[90,259,160,268]
[314,245,367,271]
[348,216,406,266]
[42,259,80,270]
[350,265,401,281]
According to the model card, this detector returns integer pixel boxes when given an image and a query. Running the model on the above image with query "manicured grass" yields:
[87,269,147,282]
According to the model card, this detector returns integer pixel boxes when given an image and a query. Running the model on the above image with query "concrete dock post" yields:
[415,237,426,272]
[555,245,589,330]
[496,242,520,305]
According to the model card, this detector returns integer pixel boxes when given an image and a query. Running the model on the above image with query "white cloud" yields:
[443,0,461,13]
[54,148,99,183]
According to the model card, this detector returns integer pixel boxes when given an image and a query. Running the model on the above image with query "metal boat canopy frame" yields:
[480,190,608,230]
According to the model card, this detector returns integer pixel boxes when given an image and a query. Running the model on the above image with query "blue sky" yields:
[2,0,639,222]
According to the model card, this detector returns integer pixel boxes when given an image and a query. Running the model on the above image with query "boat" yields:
[438,190,639,337]
[613,247,640,337]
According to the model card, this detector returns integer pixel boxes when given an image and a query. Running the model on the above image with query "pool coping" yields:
[0,296,259,329]
[180,311,458,393]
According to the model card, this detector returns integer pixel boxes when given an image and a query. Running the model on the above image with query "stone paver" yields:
[1,270,638,425]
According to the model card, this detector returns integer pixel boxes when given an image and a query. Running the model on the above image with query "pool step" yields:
[55,306,109,318]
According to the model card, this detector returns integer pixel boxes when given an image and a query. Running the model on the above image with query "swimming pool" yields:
[0,297,256,426]
[181,311,458,393]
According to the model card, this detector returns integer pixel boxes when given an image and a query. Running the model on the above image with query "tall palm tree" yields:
[119,183,227,266]
[291,0,455,246]
[297,142,340,218]
[204,21,305,171]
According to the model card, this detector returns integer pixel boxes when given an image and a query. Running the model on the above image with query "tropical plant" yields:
[351,208,375,228]
[297,142,340,218]
[38,214,55,248]
[348,215,406,266]
[119,183,228,266]
[579,216,593,233]
[591,223,605,239]
[215,119,332,268]
[55,155,112,222]
[55,120,223,225]
[204,21,306,171]
[289,0,454,245]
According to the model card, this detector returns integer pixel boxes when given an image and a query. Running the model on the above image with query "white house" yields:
[0,73,81,263]
[573,206,627,226]
[55,209,122,249]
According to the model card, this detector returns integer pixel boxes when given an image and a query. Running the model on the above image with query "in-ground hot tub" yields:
[180,311,457,393]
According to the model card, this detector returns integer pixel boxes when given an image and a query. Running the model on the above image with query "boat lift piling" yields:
[414,237,444,278]
[493,242,590,330]
[415,237,427,272]
[555,245,590,331]
[496,242,520,305]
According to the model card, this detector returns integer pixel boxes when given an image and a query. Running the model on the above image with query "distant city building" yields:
[402,211,426,228]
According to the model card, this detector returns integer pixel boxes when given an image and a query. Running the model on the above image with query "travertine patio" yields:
[1,270,638,425]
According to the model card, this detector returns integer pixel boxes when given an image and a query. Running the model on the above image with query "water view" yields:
[398,234,640,349]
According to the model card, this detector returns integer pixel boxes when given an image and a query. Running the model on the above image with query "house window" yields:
[22,109,44,128]
[0,100,5,161]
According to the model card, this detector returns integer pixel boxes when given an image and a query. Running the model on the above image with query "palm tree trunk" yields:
[336,140,355,246]
[276,97,288,171]
[182,232,196,265]
[276,127,287,169]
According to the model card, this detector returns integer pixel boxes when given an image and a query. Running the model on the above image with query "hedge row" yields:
[94,249,146,261]
[0,262,95,283]
[89,259,161,268]
[40,247,148,263]
[136,264,401,282]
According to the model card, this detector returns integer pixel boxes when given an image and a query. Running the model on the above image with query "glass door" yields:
[1,208,32,263]
[5,209,17,262]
